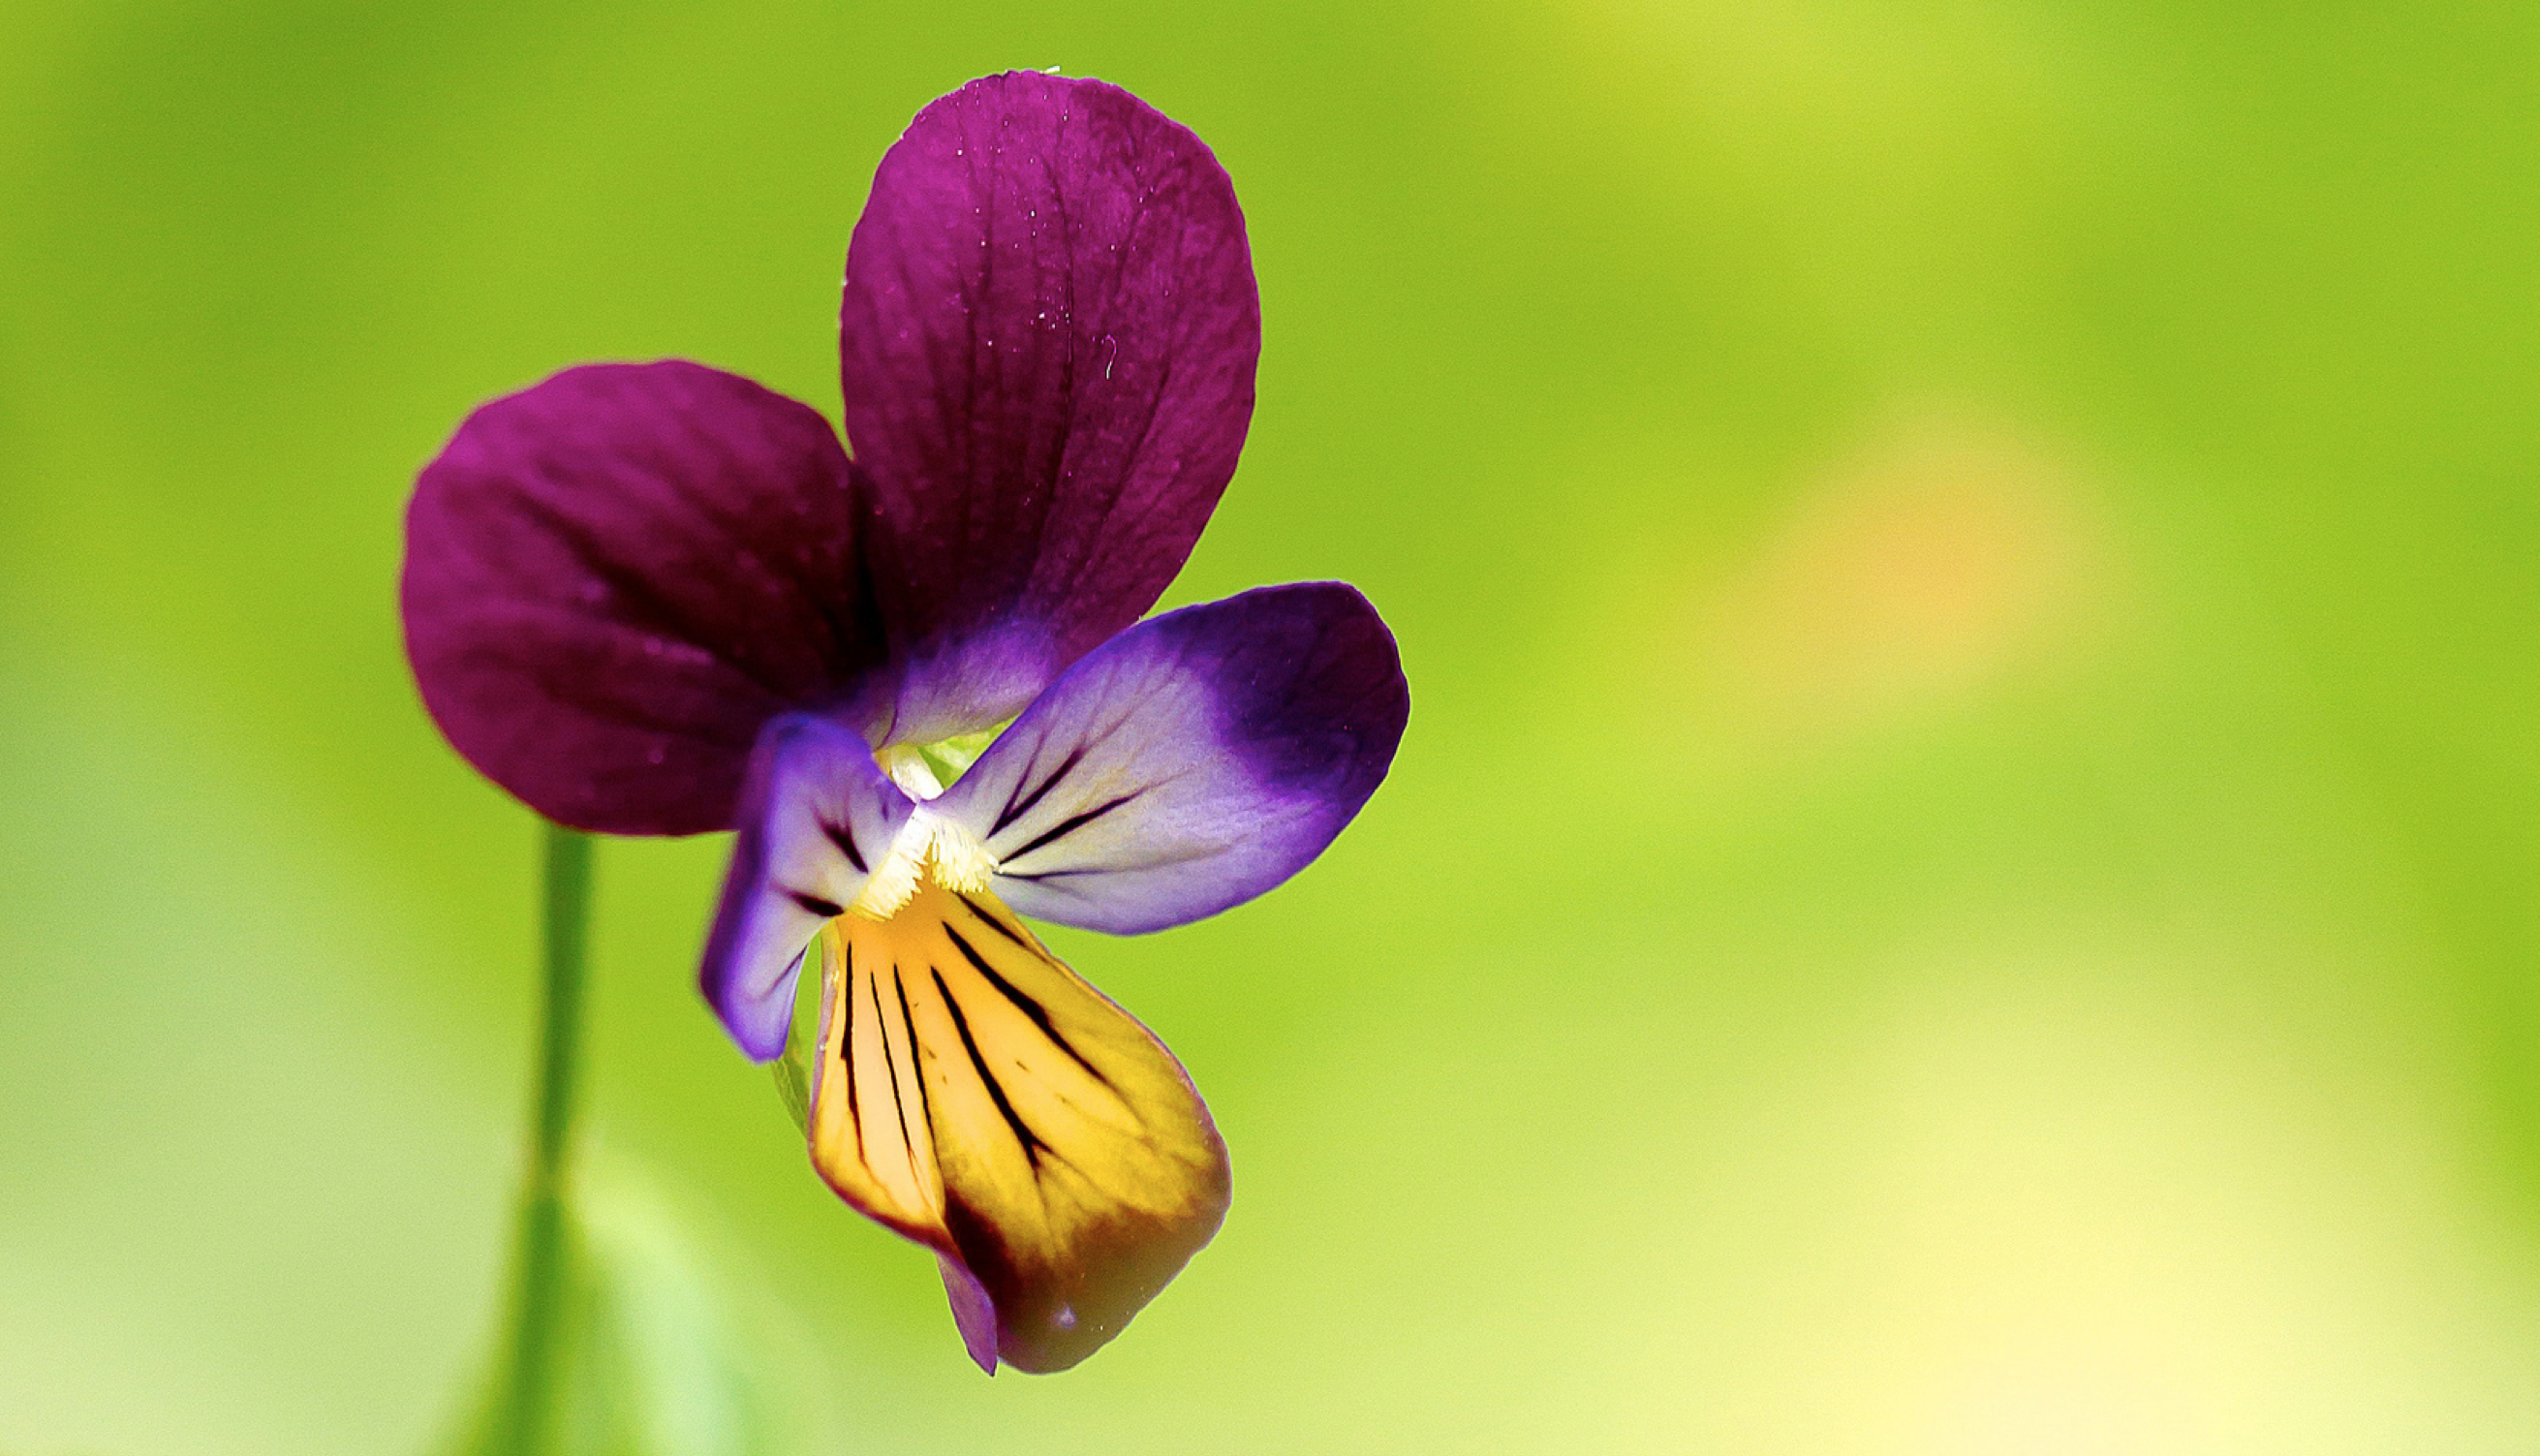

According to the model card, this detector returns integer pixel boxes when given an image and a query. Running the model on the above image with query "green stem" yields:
[488,822,593,1455]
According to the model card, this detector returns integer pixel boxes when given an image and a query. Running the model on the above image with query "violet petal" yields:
[840,71,1260,744]
[937,1254,1002,1375]
[936,582,1409,934]
[697,714,913,1061]
[403,361,883,835]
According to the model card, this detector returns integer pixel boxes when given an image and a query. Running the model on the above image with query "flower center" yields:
[849,806,998,921]
[852,728,1011,920]
[874,722,1010,803]
[874,743,948,800]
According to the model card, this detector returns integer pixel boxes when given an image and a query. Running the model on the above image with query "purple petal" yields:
[936,583,1409,934]
[402,361,883,835]
[937,1255,1002,1376]
[698,714,912,1060]
[840,72,1261,744]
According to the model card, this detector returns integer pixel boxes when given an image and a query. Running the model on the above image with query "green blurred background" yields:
[5,0,2537,1450]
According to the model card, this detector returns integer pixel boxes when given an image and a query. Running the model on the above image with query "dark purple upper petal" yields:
[698,713,914,1060]
[402,361,884,835]
[840,71,1261,745]
[935,583,1409,934]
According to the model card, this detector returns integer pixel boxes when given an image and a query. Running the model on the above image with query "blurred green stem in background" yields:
[481,822,595,1455]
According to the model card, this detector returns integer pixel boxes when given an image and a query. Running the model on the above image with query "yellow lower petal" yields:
[807,880,1229,1372]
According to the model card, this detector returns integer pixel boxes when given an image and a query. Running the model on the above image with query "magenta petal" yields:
[698,714,913,1061]
[402,361,884,835]
[936,583,1409,934]
[840,71,1261,744]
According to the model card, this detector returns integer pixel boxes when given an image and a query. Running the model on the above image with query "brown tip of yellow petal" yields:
[808,882,1230,1372]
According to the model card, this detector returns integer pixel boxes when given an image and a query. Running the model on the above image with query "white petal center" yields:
[849,808,999,920]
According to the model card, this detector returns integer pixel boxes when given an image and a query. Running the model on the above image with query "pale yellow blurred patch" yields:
[1583,932,2540,1455]
[1679,406,2120,755]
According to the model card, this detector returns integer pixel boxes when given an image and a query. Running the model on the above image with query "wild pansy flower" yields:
[400,72,1409,1374]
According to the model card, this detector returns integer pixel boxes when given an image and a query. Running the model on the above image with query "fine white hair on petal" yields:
[849,808,998,921]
